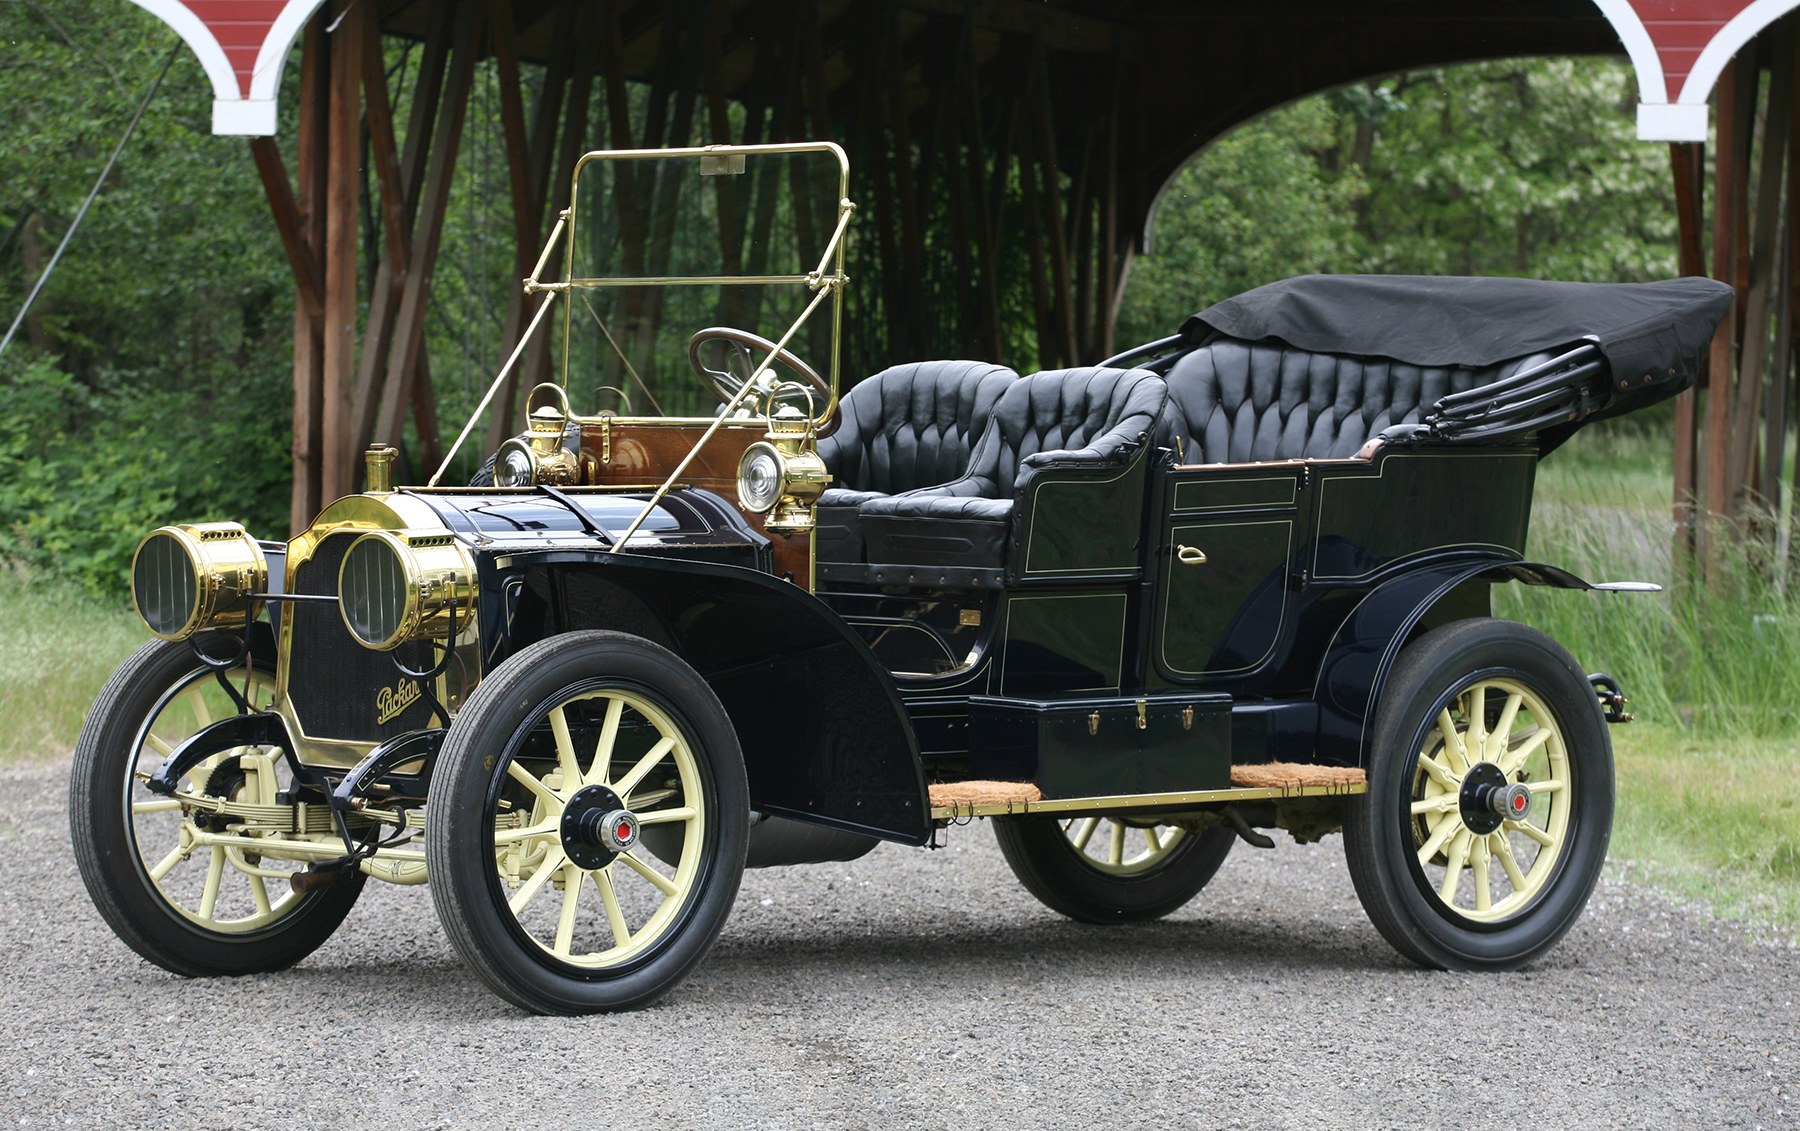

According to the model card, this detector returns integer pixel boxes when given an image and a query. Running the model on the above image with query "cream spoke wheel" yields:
[994,811,1234,923]
[1407,676,1572,923]
[71,638,365,977]
[1344,619,1614,972]
[429,631,748,1014]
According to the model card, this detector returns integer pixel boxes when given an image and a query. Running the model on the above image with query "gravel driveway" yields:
[2,759,1794,1129]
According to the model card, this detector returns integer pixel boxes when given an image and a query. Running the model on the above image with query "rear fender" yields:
[496,550,930,846]
[1312,556,1604,767]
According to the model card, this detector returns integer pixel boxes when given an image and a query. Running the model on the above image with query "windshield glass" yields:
[559,144,849,420]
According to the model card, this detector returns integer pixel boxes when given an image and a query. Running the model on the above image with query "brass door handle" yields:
[1176,544,1207,565]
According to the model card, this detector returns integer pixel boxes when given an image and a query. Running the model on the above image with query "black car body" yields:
[71,143,1733,1013]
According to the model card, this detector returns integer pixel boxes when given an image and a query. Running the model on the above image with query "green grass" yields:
[1501,417,1800,939]
[0,566,143,764]
[1611,724,1800,937]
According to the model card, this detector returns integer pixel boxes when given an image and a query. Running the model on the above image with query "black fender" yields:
[492,549,930,846]
[1312,555,1606,767]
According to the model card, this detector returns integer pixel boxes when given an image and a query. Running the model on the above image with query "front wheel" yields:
[1344,617,1613,970]
[69,638,364,976]
[994,814,1234,923]
[428,631,749,1014]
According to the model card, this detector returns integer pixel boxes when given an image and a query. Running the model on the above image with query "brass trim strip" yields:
[930,779,1365,821]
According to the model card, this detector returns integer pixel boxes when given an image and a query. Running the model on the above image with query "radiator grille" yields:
[286,532,437,742]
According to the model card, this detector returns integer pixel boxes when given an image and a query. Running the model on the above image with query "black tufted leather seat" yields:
[1161,338,1558,463]
[859,366,1168,571]
[814,360,1018,562]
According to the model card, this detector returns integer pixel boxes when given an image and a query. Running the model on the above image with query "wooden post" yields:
[319,0,364,505]
[288,14,329,533]
[1670,140,1706,559]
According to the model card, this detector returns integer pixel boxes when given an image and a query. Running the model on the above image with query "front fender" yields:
[1312,556,1606,767]
[495,549,930,846]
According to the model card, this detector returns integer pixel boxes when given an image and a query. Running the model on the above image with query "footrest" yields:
[927,780,1043,808]
[1230,762,1366,790]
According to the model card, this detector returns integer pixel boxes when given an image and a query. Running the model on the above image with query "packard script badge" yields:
[376,677,422,724]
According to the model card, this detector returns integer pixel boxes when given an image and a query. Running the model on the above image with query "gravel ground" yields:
[3,759,1795,1130]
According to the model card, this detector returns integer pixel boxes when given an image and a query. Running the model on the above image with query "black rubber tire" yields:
[468,454,495,487]
[428,630,749,1014]
[993,815,1235,923]
[1343,617,1613,970]
[69,638,364,977]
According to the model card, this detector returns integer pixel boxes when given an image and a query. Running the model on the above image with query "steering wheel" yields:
[686,327,832,417]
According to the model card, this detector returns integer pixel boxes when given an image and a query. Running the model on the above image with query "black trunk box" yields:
[967,694,1232,798]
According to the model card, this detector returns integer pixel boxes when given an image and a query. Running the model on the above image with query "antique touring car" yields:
[71,142,1732,1014]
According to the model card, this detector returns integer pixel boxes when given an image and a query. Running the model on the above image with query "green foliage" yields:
[1118,58,1679,341]
[0,1,295,594]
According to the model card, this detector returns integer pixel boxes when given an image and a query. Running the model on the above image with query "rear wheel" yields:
[70,638,363,976]
[428,631,749,1014]
[1344,617,1612,970]
[994,814,1234,923]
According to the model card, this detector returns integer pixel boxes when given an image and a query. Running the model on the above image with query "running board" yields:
[928,763,1366,820]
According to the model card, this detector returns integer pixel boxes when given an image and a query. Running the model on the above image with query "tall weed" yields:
[1497,419,1800,737]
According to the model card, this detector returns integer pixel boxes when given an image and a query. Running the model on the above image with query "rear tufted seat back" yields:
[1162,338,1557,463]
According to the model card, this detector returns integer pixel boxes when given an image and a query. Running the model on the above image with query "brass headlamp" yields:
[131,523,268,641]
[736,398,829,533]
[337,529,477,651]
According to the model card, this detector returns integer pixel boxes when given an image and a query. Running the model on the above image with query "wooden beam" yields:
[248,138,323,322]
[1703,59,1747,539]
[289,12,329,533]
[320,0,364,504]
[373,3,481,461]
[1729,27,1793,515]
[1670,140,1705,557]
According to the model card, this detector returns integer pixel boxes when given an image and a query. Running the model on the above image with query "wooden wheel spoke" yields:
[634,806,696,827]
[585,697,625,787]
[553,863,583,955]
[1507,819,1556,847]
[1143,826,1163,855]
[1417,814,1462,866]
[1436,709,1469,773]
[198,846,227,920]
[1493,832,1528,891]
[494,821,560,846]
[1488,692,1524,762]
[593,867,631,949]
[1499,727,1551,776]
[1470,835,1492,913]
[249,873,273,916]
[1108,821,1126,866]
[1410,793,1460,816]
[615,736,678,802]
[1068,817,1099,852]
[145,732,175,758]
[1466,686,1488,760]
[1439,830,1472,904]
[507,760,561,811]
[1418,752,1461,790]
[185,687,214,729]
[616,850,679,896]
[549,706,581,792]
[508,846,568,915]
[148,843,187,883]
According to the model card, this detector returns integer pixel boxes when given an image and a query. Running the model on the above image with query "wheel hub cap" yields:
[559,785,636,870]
[1459,761,1532,834]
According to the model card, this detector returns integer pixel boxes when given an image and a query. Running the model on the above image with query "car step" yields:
[928,763,1366,820]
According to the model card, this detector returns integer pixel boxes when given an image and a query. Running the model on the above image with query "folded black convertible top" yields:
[1181,274,1734,417]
